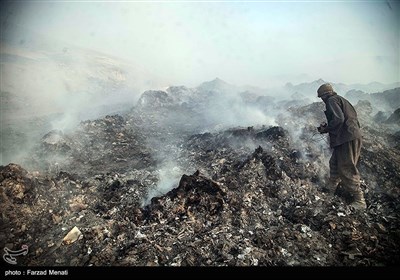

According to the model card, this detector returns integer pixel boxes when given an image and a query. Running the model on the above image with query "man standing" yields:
[317,83,366,210]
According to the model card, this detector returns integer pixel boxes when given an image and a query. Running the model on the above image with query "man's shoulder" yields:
[331,94,343,99]
[327,95,342,104]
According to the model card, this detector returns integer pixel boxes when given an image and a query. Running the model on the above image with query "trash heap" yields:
[1,88,399,266]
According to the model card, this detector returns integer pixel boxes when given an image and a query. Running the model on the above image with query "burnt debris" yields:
[1,86,400,266]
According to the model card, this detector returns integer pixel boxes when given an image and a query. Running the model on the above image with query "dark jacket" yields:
[324,93,362,148]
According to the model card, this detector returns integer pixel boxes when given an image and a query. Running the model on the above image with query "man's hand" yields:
[317,122,328,134]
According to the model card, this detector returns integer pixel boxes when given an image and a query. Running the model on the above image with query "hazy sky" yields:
[1,0,399,87]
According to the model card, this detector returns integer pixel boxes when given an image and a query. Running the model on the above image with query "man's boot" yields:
[349,187,367,210]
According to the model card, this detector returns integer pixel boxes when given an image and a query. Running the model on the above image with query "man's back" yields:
[324,94,362,147]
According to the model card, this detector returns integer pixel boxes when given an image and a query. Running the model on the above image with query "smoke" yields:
[192,84,279,133]
[142,163,183,207]
[207,98,277,129]
[0,30,165,165]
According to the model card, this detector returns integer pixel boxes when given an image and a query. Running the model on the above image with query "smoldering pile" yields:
[1,85,400,267]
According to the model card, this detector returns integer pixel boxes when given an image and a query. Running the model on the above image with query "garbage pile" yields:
[1,87,399,266]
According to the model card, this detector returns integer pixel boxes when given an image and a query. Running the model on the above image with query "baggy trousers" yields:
[329,138,362,192]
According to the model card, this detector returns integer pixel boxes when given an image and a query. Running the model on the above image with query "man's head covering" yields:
[317,83,334,97]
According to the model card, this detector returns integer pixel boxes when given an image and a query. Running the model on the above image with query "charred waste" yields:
[1,80,400,266]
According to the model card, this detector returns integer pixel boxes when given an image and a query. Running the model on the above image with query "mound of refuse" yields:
[1,85,400,267]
